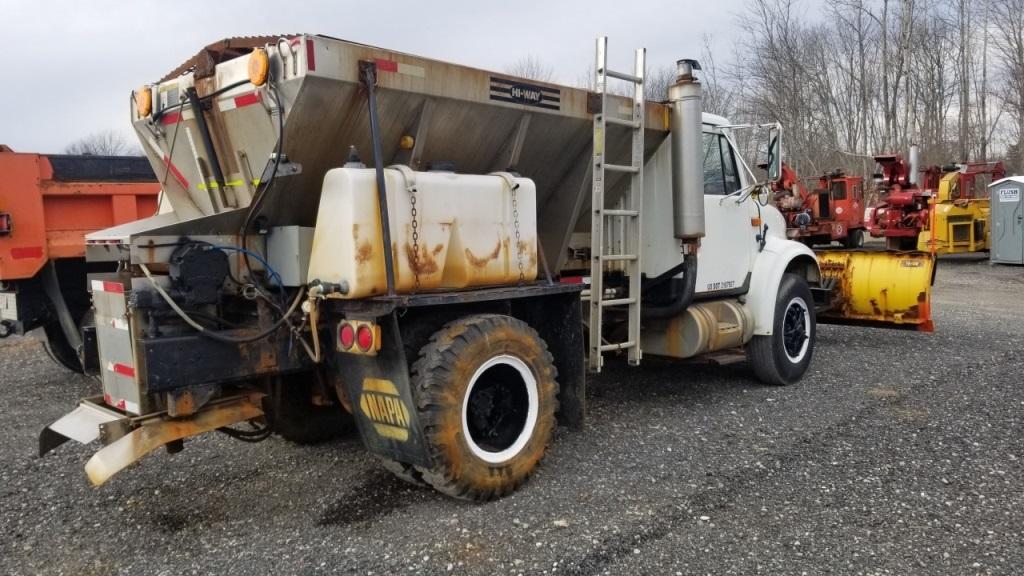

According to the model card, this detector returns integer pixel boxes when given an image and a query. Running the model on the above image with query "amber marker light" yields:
[248,48,270,86]
[134,87,152,118]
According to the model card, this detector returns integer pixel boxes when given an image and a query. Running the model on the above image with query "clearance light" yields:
[134,87,152,118]
[248,48,270,86]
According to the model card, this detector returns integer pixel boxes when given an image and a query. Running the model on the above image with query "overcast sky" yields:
[0,0,747,153]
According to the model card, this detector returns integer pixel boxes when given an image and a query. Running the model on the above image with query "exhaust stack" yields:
[668,59,705,241]
[909,144,920,186]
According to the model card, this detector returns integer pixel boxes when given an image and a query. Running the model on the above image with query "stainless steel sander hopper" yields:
[126,34,670,270]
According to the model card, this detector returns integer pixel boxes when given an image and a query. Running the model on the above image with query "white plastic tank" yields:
[307,167,538,298]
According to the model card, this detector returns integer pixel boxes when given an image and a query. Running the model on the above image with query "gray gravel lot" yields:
[2,254,1022,575]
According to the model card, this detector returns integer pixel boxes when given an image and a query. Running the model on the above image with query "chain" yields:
[512,183,525,284]
[409,185,421,293]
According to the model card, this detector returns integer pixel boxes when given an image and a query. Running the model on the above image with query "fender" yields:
[744,237,820,336]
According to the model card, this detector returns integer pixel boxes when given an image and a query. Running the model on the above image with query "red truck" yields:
[0,146,160,371]
[772,163,866,248]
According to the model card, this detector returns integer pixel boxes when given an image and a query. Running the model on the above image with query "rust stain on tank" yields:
[405,243,439,276]
[355,241,373,264]
[465,240,502,269]
[518,240,537,269]
[432,244,444,257]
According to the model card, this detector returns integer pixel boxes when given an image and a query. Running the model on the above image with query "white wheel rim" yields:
[782,296,811,363]
[461,354,539,464]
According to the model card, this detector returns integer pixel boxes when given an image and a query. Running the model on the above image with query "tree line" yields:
[509,0,1024,181]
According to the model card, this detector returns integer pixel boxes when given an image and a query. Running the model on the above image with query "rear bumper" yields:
[40,393,265,486]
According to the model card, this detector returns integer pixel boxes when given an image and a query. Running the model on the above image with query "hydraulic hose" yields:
[641,253,697,319]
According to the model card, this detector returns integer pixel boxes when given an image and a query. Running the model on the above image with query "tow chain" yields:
[410,187,421,292]
[390,165,421,293]
[512,183,525,285]
[491,171,525,285]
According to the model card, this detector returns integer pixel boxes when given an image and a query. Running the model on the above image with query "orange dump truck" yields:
[0,145,159,370]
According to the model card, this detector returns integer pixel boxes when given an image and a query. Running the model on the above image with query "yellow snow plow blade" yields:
[816,250,935,331]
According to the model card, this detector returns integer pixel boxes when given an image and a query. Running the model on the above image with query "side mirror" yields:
[766,126,782,182]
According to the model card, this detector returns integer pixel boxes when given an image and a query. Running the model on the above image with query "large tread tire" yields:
[409,314,558,502]
[747,273,816,386]
[266,374,356,445]
[378,457,428,487]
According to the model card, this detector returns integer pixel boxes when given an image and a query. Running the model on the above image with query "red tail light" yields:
[337,320,380,355]
[338,322,355,350]
[356,324,374,351]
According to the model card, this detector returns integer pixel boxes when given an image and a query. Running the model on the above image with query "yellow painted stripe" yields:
[197,178,260,190]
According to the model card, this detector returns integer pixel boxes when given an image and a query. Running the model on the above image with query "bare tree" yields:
[505,55,556,83]
[64,130,140,156]
[992,0,1024,170]
[700,35,735,116]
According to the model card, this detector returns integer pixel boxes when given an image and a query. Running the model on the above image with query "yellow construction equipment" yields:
[917,162,1004,254]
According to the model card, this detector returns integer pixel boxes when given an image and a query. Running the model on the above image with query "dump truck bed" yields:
[0,149,159,281]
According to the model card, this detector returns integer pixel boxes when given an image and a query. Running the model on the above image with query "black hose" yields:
[642,253,697,319]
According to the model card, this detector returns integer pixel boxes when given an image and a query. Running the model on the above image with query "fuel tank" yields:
[641,299,754,359]
[307,168,538,298]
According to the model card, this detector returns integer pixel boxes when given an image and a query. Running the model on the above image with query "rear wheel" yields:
[42,322,83,373]
[748,273,816,386]
[844,228,865,249]
[408,314,558,501]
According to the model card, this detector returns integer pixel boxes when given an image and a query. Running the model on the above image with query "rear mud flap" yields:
[40,393,264,486]
[331,313,432,468]
[816,250,935,331]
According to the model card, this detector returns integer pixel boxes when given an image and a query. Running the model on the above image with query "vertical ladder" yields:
[589,36,645,373]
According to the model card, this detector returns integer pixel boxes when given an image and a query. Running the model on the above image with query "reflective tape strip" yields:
[109,362,135,378]
[218,91,262,112]
[91,280,124,294]
[161,155,189,189]
[10,246,43,259]
[197,178,260,191]
[375,58,425,78]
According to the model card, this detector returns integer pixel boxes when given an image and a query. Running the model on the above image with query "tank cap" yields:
[344,145,366,168]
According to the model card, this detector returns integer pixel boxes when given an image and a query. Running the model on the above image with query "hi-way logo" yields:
[509,83,544,104]
[490,76,560,110]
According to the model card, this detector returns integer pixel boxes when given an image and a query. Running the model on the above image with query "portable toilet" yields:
[990,176,1024,265]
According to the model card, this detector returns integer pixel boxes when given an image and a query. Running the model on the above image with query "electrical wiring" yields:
[239,69,286,283]
[151,78,250,123]
[209,244,285,299]
[138,262,304,344]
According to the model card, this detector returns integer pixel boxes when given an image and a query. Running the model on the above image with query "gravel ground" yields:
[2,254,1022,575]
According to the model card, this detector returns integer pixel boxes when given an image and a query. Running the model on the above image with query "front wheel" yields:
[408,314,558,501]
[747,273,816,386]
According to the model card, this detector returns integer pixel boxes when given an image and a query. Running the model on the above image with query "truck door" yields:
[696,130,758,295]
